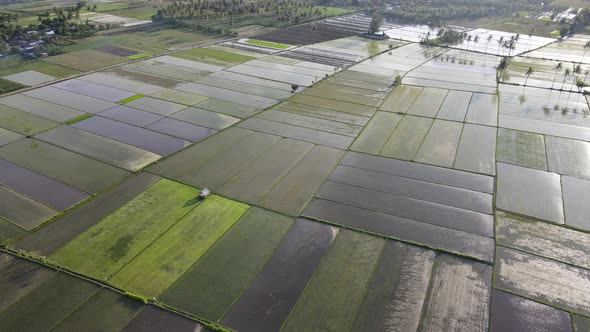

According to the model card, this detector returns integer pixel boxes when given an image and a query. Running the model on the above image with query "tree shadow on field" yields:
[183,196,201,207]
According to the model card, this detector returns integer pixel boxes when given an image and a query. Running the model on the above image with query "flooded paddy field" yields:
[2,13,590,331]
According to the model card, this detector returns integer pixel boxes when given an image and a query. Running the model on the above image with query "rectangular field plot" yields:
[303,152,495,262]
[50,179,200,279]
[0,273,99,332]
[302,87,383,107]
[0,94,85,122]
[436,90,472,121]
[274,102,371,126]
[0,140,130,193]
[126,96,187,116]
[238,117,354,149]
[380,85,422,113]
[465,93,498,126]
[196,76,292,100]
[497,128,548,170]
[51,289,142,332]
[495,246,590,316]
[14,173,160,255]
[419,254,491,331]
[150,89,209,106]
[72,116,190,156]
[161,208,293,320]
[281,230,384,332]
[121,306,205,332]
[171,46,257,67]
[107,67,184,89]
[145,118,216,142]
[218,138,313,204]
[352,242,435,332]
[288,94,376,116]
[380,115,433,160]
[123,61,198,81]
[23,86,116,114]
[53,79,135,102]
[221,219,336,332]
[406,87,448,117]
[454,124,496,175]
[79,72,165,95]
[0,158,88,210]
[110,195,249,297]
[0,104,59,135]
[0,128,22,147]
[98,105,164,127]
[36,126,160,171]
[258,145,344,216]
[0,185,57,229]
[496,162,564,223]
[0,217,25,243]
[258,109,362,137]
[0,253,54,312]
[195,98,259,118]
[176,82,277,109]
[171,107,240,130]
[350,112,402,154]
[496,210,590,270]
[312,81,390,99]
[227,64,317,86]
[546,136,590,180]
[43,49,126,71]
[414,120,463,168]
[2,70,56,86]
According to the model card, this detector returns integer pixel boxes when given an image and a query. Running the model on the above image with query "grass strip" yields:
[246,39,291,49]
[127,53,150,60]
[64,114,92,125]
[117,93,144,104]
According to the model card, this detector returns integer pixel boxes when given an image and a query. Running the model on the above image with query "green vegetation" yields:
[281,230,385,331]
[0,56,80,78]
[171,47,256,66]
[0,78,24,93]
[126,53,149,60]
[110,195,249,297]
[161,207,293,320]
[64,114,92,125]
[246,39,291,49]
[117,93,144,104]
[382,0,544,27]
[50,179,200,279]
[0,104,60,135]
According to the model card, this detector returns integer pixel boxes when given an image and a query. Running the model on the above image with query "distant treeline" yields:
[382,0,545,26]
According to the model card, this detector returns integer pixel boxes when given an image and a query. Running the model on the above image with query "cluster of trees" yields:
[381,0,543,27]
[153,0,326,28]
[0,1,98,57]
[496,43,590,113]
[419,28,464,46]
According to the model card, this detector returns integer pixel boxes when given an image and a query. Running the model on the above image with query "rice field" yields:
[2,12,590,332]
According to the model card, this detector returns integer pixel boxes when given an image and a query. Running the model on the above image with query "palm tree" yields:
[523,67,534,93]
[559,68,572,104]
[485,34,493,54]
[498,57,509,81]
[569,63,583,105]
[583,41,590,64]
[497,36,504,55]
